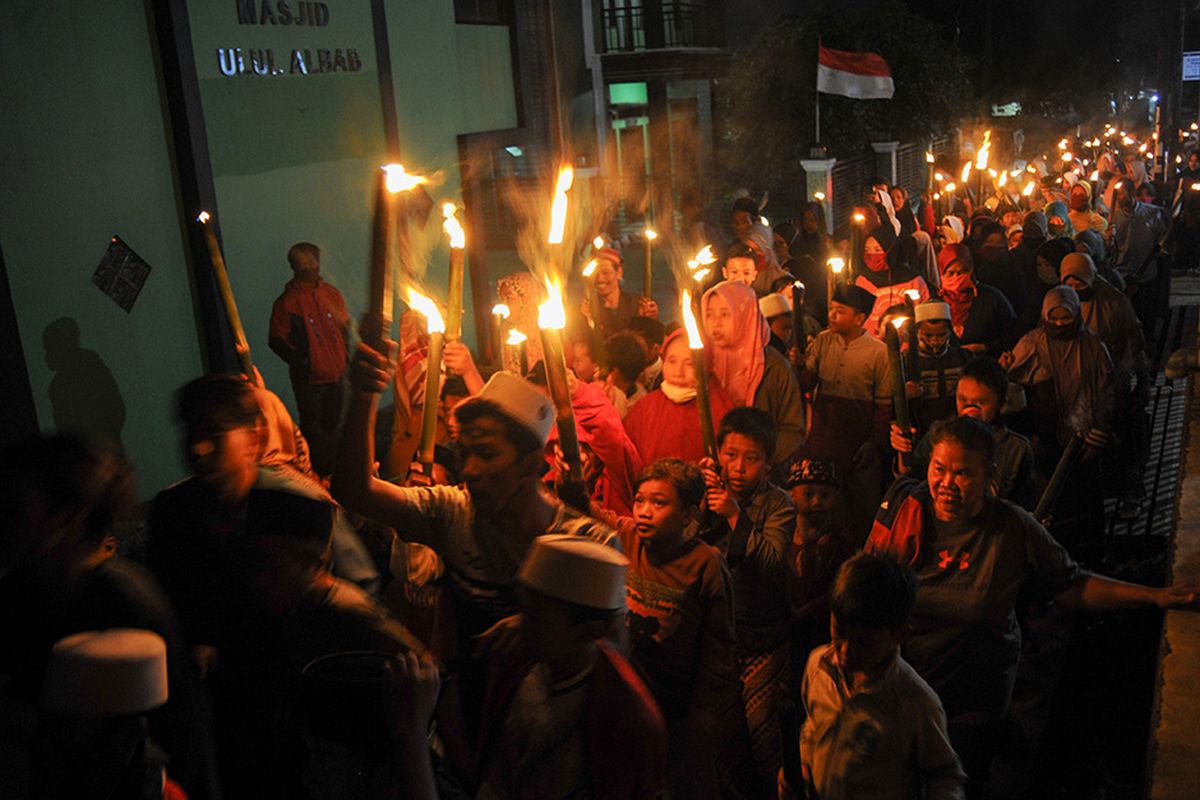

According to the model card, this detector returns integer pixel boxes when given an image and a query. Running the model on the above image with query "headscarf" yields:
[912,230,941,292]
[937,243,976,334]
[747,226,787,295]
[1074,229,1107,267]
[939,215,965,244]
[1044,200,1075,238]
[1059,253,1146,373]
[1022,211,1049,246]
[1035,238,1075,287]
[702,280,769,406]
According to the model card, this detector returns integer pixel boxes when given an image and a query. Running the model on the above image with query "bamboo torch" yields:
[365,164,425,347]
[904,288,921,382]
[681,288,717,459]
[850,213,865,277]
[442,202,466,342]
[791,281,805,348]
[196,211,254,379]
[885,316,913,434]
[643,227,657,298]
[506,328,528,376]
[538,278,583,484]
[925,151,936,195]
[491,303,510,368]
[827,257,846,304]
[408,289,445,476]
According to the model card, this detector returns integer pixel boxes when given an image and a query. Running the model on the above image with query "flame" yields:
[1191,183,1200,192]
[537,276,567,330]
[925,152,935,163]
[197,211,211,224]
[505,329,527,346]
[593,235,605,250]
[975,142,990,170]
[407,288,445,334]
[934,171,945,182]
[1138,143,1149,153]
[692,268,712,283]
[852,212,865,224]
[492,303,510,318]
[693,244,717,266]
[1061,152,1073,163]
[998,171,1008,188]
[441,202,465,249]
[945,182,957,193]
[890,316,908,330]
[793,280,805,291]
[644,228,658,242]
[987,168,998,178]
[827,257,846,275]
[1090,170,1100,180]
[680,289,704,349]
[383,163,426,193]
[582,258,598,278]
[904,289,921,302]
[960,162,972,182]
[813,191,826,201]
[1027,163,1038,173]
[1152,131,1159,141]
[1121,136,1134,146]
[1057,138,1069,150]
[933,192,941,200]
[547,165,574,245]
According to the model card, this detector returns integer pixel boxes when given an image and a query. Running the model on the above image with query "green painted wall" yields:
[0,0,517,497]
[0,1,203,496]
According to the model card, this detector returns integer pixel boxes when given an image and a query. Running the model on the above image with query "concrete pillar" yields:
[871,140,900,185]
[800,157,837,233]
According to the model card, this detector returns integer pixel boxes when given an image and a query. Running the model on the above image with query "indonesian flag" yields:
[817,45,895,100]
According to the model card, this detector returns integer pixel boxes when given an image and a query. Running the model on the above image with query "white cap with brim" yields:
[517,534,629,611]
[42,629,168,716]
[915,301,952,324]
[475,371,556,446]
[759,293,792,319]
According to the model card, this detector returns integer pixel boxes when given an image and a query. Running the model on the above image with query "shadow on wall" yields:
[43,317,126,452]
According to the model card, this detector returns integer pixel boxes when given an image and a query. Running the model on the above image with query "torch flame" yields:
[1022,181,1035,197]
[1061,152,1073,163]
[904,289,921,302]
[852,213,866,224]
[925,152,935,163]
[975,142,991,170]
[492,303,510,319]
[407,289,445,334]
[814,191,826,201]
[1027,163,1038,173]
[681,289,704,350]
[505,329,527,346]
[934,171,945,182]
[961,162,972,182]
[693,244,717,266]
[1191,183,1200,192]
[828,257,846,275]
[945,182,957,193]
[1057,138,1069,150]
[441,202,465,249]
[547,165,574,245]
[537,276,567,330]
[644,228,658,242]
[593,235,605,250]
[692,268,712,283]
[197,211,211,224]
[383,164,426,193]
[582,258,598,278]
[998,171,1008,188]
[890,316,909,330]
[794,280,805,291]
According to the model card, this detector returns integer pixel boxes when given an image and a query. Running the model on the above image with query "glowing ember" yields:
[537,276,567,330]
[407,289,445,334]
[547,165,574,245]
[441,203,465,249]
[681,289,704,349]
[383,164,426,193]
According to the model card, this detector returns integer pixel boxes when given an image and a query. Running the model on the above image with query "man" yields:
[1109,179,1167,334]
[333,357,615,662]
[797,284,893,541]
[269,242,351,474]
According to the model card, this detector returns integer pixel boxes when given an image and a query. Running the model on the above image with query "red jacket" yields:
[269,278,349,385]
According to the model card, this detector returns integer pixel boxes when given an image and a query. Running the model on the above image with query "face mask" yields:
[864,251,889,272]
[1044,318,1079,339]
[1047,222,1065,237]
[978,244,1007,261]
[1073,286,1095,302]
[661,381,697,404]
[942,271,975,295]
[1070,196,1089,212]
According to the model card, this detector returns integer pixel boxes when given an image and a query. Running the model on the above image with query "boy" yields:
[603,331,649,419]
[723,241,760,286]
[386,535,667,800]
[618,458,738,799]
[798,552,966,800]
[627,315,667,390]
[699,407,795,795]
[910,300,971,433]
[890,357,1035,509]
[797,283,893,540]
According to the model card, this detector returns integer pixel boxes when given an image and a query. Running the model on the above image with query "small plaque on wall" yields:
[93,235,152,312]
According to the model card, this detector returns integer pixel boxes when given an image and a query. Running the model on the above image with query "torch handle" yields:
[791,286,804,350]
[446,249,465,342]
[643,239,653,299]
[1034,434,1085,523]
[539,328,584,484]
[201,224,254,378]
[886,326,912,433]
[418,331,445,474]
[692,349,718,459]
[368,171,396,348]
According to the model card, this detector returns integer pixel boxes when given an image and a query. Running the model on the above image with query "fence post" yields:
[800,157,837,233]
[870,141,900,185]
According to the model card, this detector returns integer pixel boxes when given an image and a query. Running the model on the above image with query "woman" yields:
[776,221,828,327]
[1043,200,1075,240]
[1067,180,1108,235]
[853,210,930,336]
[969,219,1027,315]
[702,281,805,466]
[623,329,735,466]
[1003,286,1113,555]
[582,247,655,336]
[1016,237,1075,334]
[793,201,834,264]
[746,226,788,296]
[937,243,1017,355]
[890,186,919,237]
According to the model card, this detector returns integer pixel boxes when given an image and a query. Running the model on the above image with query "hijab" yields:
[937,243,976,334]
[1044,200,1075,238]
[1035,238,1075,288]
[702,280,769,406]
[939,215,965,244]
[1022,211,1049,247]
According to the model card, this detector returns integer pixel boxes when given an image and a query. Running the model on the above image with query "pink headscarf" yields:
[701,280,769,406]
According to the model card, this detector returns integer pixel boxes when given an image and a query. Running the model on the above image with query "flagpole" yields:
[814,36,821,147]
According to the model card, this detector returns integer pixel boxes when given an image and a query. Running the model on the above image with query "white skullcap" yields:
[42,629,168,716]
[474,370,556,446]
[915,301,952,323]
[518,534,628,610]
[758,293,792,319]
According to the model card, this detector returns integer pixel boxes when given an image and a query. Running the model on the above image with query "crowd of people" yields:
[4,135,1200,800]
